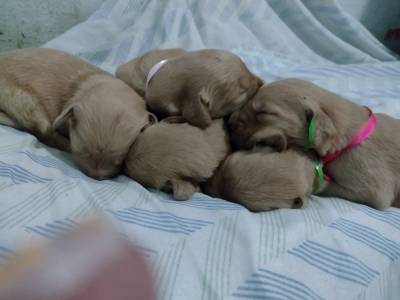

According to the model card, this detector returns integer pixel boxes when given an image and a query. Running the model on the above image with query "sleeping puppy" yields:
[204,148,315,212]
[124,119,230,200]
[116,48,263,128]
[116,48,187,98]
[0,48,155,179]
[229,79,400,209]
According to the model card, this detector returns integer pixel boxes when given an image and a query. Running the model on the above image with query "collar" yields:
[312,160,325,193]
[146,59,168,91]
[306,106,376,183]
[321,106,377,165]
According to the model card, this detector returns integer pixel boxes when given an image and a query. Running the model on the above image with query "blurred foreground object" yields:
[0,218,155,300]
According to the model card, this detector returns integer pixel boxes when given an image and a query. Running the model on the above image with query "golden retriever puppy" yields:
[124,119,230,200]
[116,48,187,98]
[0,48,154,179]
[229,79,400,209]
[116,48,263,128]
[204,148,316,211]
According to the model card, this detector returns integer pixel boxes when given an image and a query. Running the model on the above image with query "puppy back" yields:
[125,122,219,189]
[0,48,107,120]
[116,48,187,96]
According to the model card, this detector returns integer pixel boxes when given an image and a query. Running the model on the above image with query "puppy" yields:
[205,148,316,211]
[229,79,400,209]
[0,48,155,179]
[124,119,230,200]
[116,48,263,128]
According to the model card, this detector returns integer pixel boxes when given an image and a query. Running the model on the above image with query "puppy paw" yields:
[169,179,198,201]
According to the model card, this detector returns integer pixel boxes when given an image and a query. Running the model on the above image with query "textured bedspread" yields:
[1,1,399,299]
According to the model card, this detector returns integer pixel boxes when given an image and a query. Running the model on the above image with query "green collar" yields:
[306,117,325,193]
[305,116,315,150]
[312,160,324,194]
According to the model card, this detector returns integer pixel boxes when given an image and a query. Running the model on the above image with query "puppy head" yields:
[182,50,263,128]
[209,149,313,212]
[54,77,155,180]
[124,122,220,200]
[228,79,336,153]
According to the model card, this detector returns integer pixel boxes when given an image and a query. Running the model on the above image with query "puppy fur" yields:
[229,79,400,209]
[205,148,314,211]
[0,48,154,179]
[124,119,230,200]
[116,48,263,128]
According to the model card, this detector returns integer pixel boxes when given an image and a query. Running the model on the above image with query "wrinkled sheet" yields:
[1,1,399,299]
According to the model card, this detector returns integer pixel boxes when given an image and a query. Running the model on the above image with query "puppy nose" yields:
[89,171,107,180]
[87,165,109,180]
[92,174,107,180]
[292,197,304,209]
[256,77,263,88]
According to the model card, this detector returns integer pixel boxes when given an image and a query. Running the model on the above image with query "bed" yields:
[1,1,399,299]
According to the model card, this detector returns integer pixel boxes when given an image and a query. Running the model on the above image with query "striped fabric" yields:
[1,1,399,299]
[288,241,379,287]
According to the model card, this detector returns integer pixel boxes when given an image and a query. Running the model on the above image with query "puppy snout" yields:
[87,169,108,180]
[256,77,263,88]
[86,164,116,180]
[292,197,305,209]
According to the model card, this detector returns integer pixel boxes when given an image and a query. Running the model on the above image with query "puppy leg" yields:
[322,182,393,210]
[0,111,21,128]
[0,83,53,141]
[167,179,199,200]
[47,131,71,152]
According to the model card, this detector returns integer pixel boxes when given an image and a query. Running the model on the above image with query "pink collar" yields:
[321,106,377,166]
[146,59,168,91]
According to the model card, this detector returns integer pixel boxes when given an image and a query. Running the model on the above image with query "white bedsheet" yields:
[1,1,400,299]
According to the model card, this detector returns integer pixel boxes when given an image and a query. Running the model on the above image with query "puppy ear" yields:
[182,88,212,129]
[167,179,198,200]
[303,98,336,155]
[53,104,76,130]
[253,128,287,152]
[262,132,287,152]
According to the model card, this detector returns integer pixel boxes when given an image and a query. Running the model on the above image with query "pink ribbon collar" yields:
[322,106,377,166]
[146,59,168,91]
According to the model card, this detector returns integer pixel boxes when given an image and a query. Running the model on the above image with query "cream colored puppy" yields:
[0,48,154,179]
[116,48,262,128]
[124,119,230,200]
[229,79,400,209]
[205,148,316,211]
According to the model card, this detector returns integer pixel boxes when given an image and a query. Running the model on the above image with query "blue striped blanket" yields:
[1,1,399,299]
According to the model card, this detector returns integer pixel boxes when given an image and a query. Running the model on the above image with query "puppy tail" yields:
[169,179,199,201]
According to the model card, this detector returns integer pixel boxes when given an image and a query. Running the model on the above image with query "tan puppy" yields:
[229,79,400,209]
[124,119,230,200]
[116,48,262,128]
[205,148,314,211]
[0,48,155,179]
